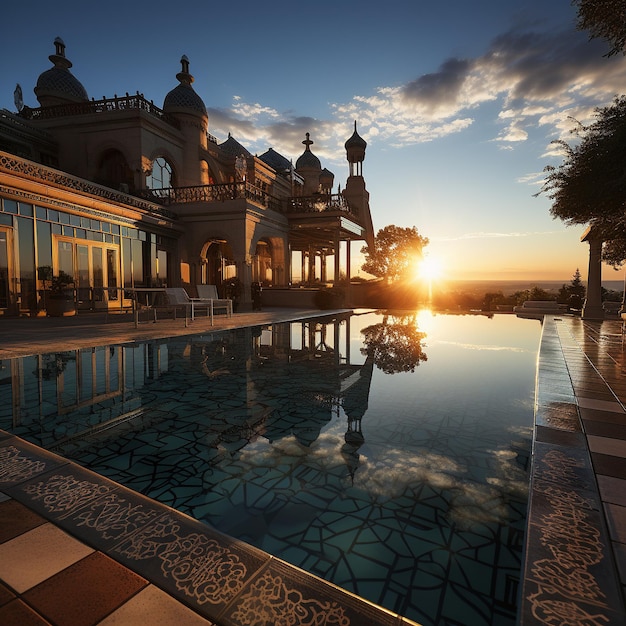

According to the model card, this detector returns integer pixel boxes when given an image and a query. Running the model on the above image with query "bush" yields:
[314,287,345,309]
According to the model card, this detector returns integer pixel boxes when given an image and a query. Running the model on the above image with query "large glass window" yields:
[17,216,35,311]
[0,230,9,309]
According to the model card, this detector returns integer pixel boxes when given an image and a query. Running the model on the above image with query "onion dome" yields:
[35,38,88,106]
[219,133,251,157]
[163,56,207,116]
[345,121,366,163]
[295,133,321,170]
[319,167,334,191]
[258,148,292,172]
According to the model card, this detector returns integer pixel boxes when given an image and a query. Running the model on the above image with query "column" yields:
[582,234,604,320]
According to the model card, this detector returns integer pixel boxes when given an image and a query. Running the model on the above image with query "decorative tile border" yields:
[0,432,419,625]
[520,319,626,625]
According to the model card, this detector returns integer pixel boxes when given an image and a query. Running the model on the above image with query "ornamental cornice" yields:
[0,151,176,222]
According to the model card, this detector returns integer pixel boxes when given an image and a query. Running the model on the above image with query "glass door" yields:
[55,238,121,310]
[77,244,90,310]
[0,228,13,312]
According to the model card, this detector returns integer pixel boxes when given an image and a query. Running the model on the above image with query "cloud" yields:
[401,58,475,115]
[435,230,560,242]
[205,23,626,165]
[348,28,626,147]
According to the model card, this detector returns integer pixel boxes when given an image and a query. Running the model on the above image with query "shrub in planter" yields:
[46,271,76,317]
[314,286,345,309]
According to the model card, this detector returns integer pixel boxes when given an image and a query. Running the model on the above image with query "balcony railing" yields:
[286,194,350,214]
[21,93,217,143]
[136,181,273,207]
[135,181,352,213]
[136,184,355,217]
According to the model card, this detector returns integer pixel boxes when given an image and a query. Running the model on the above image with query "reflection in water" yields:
[361,312,427,373]
[0,311,539,626]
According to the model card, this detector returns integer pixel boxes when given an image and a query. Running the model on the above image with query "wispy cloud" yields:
[206,24,626,166]
[434,230,561,242]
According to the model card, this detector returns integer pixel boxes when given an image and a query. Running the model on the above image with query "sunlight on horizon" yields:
[416,255,445,302]
[417,256,444,282]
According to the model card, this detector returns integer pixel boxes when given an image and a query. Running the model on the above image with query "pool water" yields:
[0,310,541,626]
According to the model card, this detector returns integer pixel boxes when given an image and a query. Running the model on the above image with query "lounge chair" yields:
[196,284,233,318]
[164,288,213,322]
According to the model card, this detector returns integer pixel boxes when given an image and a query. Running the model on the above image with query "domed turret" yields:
[345,121,366,175]
[34,37,88,107]
[295,133,321,170]
[319,167,334,193]
[163,56,207,117]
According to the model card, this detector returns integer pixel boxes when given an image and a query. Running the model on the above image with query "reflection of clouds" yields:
[236,422,530,529]
[355,445,529,528]
[354,449,461,496]
[238,430,344,467]
[435,340,532,353]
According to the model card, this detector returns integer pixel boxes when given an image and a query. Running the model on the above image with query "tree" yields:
[557,268,586,308]
[360,313,427,374]
[361,225,429,283]
[573,0,626,57]
[537,96,626,266]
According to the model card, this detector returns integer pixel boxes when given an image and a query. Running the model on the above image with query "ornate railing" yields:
[21,92,178,124]
[19,93,219,144]
[136,181,278,209]
[286,193,351,214]
[136,184,354,217]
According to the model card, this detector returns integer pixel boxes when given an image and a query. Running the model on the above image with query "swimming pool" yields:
[0,310,541,625]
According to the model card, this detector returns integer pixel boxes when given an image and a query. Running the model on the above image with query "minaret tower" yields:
[342,121,374,247]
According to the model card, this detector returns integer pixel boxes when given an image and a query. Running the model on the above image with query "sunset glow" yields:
[417,256,444,282]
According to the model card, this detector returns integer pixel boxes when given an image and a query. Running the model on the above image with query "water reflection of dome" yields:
[341,421,364,483]
[341,357,374,420]
[340,356,374,481]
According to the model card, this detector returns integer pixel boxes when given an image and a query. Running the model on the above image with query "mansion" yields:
[0,38,374,315]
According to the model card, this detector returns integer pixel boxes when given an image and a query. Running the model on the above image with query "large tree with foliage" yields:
[361,225,429,283]
[573,0,626,57]
[538,96,626,266]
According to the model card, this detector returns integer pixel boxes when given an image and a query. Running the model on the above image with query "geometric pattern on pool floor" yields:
[0,313,539,625]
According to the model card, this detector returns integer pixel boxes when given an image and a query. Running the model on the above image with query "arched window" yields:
[200,160,215,185]
[146,157,174,190]
[96,149,133,192]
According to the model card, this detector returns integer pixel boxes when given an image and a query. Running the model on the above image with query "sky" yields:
[3,0,626,284]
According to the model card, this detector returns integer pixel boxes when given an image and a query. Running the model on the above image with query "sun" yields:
[416,256,443,282]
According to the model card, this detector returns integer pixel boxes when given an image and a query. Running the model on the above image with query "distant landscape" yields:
[442,278,624,297]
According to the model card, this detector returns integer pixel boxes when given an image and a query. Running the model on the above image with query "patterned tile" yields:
[0,499,46,543]
[219,559,401,626]
[0,599,50,626]
[0,581,15,607]
[588,435,626,458]
[22,551,147,626]
[0,523,93,593]
[597,475,626,507]
[98,585,217,626]
[604,503,626,544]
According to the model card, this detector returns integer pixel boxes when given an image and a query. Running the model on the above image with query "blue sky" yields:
[3,0,626,282]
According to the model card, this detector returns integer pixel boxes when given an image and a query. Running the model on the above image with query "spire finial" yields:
[176,55,194,85]
[302,132,313,150]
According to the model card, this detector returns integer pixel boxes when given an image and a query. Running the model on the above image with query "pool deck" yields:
[0,309,625,625]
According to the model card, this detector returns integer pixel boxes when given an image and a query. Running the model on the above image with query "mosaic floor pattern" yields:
[1,313,540,625]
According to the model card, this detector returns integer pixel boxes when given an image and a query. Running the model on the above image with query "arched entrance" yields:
[201,240,237,292]
[253,240,273,286]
